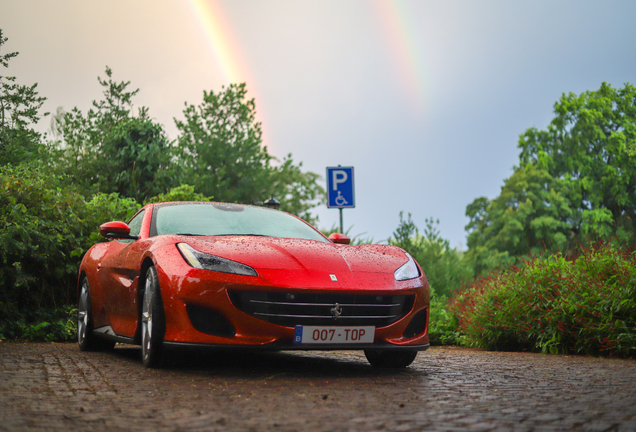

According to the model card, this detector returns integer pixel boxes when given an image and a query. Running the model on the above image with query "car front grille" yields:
[228,291,415,327]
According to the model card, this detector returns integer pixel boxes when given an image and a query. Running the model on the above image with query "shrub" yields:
[450,242,636,357]
[0,165,92,308]
[0,302,77,342]
[0,165,142,313]
[428,295,461,345]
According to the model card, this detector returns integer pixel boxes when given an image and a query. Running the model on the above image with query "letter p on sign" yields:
[332,170,348,190]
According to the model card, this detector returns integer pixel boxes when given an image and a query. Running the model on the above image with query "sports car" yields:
[77,202,430,368]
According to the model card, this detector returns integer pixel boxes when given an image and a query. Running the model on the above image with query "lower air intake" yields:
[186,304,236,337]
[402,308,428,338]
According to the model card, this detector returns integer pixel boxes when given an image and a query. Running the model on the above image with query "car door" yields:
[99,209,148,337]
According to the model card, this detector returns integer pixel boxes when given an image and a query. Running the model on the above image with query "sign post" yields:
[326,166,355,234]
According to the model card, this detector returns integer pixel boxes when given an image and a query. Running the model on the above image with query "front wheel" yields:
[364,349,418,368]
[141,266,166,368]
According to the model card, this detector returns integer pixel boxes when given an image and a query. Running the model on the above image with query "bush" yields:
[0,165,142,312]
[450,241,636,357]
[0,165,92,308]
[428,295,461,345]
[0,302,77,342]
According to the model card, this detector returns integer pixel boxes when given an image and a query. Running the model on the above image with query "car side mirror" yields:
[99,221,139,240]
[328,232,351,245]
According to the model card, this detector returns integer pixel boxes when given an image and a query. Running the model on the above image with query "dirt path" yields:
[1,343,635,431]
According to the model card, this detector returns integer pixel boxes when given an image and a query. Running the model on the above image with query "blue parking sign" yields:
[326,166,355,208]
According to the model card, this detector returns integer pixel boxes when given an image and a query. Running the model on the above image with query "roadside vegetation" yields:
[451,241,636,357]
[1,28,635,357]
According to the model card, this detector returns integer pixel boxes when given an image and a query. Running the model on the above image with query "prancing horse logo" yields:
[330,303,342,320]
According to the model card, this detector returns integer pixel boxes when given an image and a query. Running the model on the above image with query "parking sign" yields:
[326,166,355,208]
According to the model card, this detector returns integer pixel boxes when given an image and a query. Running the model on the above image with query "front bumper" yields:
[155,260,430,349]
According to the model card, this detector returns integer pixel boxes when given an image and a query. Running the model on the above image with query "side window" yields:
[128,210,145,238]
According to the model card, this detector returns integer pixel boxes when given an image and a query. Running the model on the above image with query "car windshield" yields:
[155,203,329,242]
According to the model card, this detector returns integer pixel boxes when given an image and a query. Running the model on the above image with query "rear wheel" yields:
[364,349,418,368]
[78,278,115,351]
[141,266,165,368]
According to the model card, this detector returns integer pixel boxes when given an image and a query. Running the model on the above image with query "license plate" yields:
[294,326,375,344]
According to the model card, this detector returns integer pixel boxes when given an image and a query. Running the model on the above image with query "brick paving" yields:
[0,342,635,431]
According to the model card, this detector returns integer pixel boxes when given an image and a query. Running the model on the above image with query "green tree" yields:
[52,67,173,201]
[466,82,636,274]
[0,29,48,166]
[465,164,573,274]
[174,83,324,220]
[145,184,211,204]
[519,82,636,241]
[174,83,271,204]
[268,154,324,223]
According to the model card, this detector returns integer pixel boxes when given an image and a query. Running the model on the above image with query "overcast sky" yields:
[3,0,636,247]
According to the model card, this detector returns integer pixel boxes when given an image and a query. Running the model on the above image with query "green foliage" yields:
[519,82,636,231]
[0,165,142,310]
[0,165,92,308]
[0,29,48,167]
[0,303,77,342]
[145,184,212,204]
[391,212,473,298]
[466,164,573,274]
[51,67,174,202]
[450,242,636,357]
[428,295,461,346]
[267,155,325,224]
[50,72,324,220]
[173,84,324,219]
[174,83,270,203]
[466,82,636,274]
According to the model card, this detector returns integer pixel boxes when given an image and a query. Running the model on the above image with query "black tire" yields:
[141,266,166,368]
[78,278,115,351]
[364,349,418,368]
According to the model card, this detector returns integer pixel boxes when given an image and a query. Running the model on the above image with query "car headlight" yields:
[177,243,258,276]
[394,253,420,281]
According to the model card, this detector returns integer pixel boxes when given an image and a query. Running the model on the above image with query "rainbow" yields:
[374,0,428,115]
[184,0,272,151]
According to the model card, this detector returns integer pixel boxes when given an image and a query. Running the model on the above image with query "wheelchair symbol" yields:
[335,191,348,206]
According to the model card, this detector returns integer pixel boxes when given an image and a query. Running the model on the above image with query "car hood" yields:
[178,236,409,274]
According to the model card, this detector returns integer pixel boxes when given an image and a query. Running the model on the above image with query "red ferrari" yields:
[78,202,430,368]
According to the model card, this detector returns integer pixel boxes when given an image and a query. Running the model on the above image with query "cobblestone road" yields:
[1,343,635,431]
